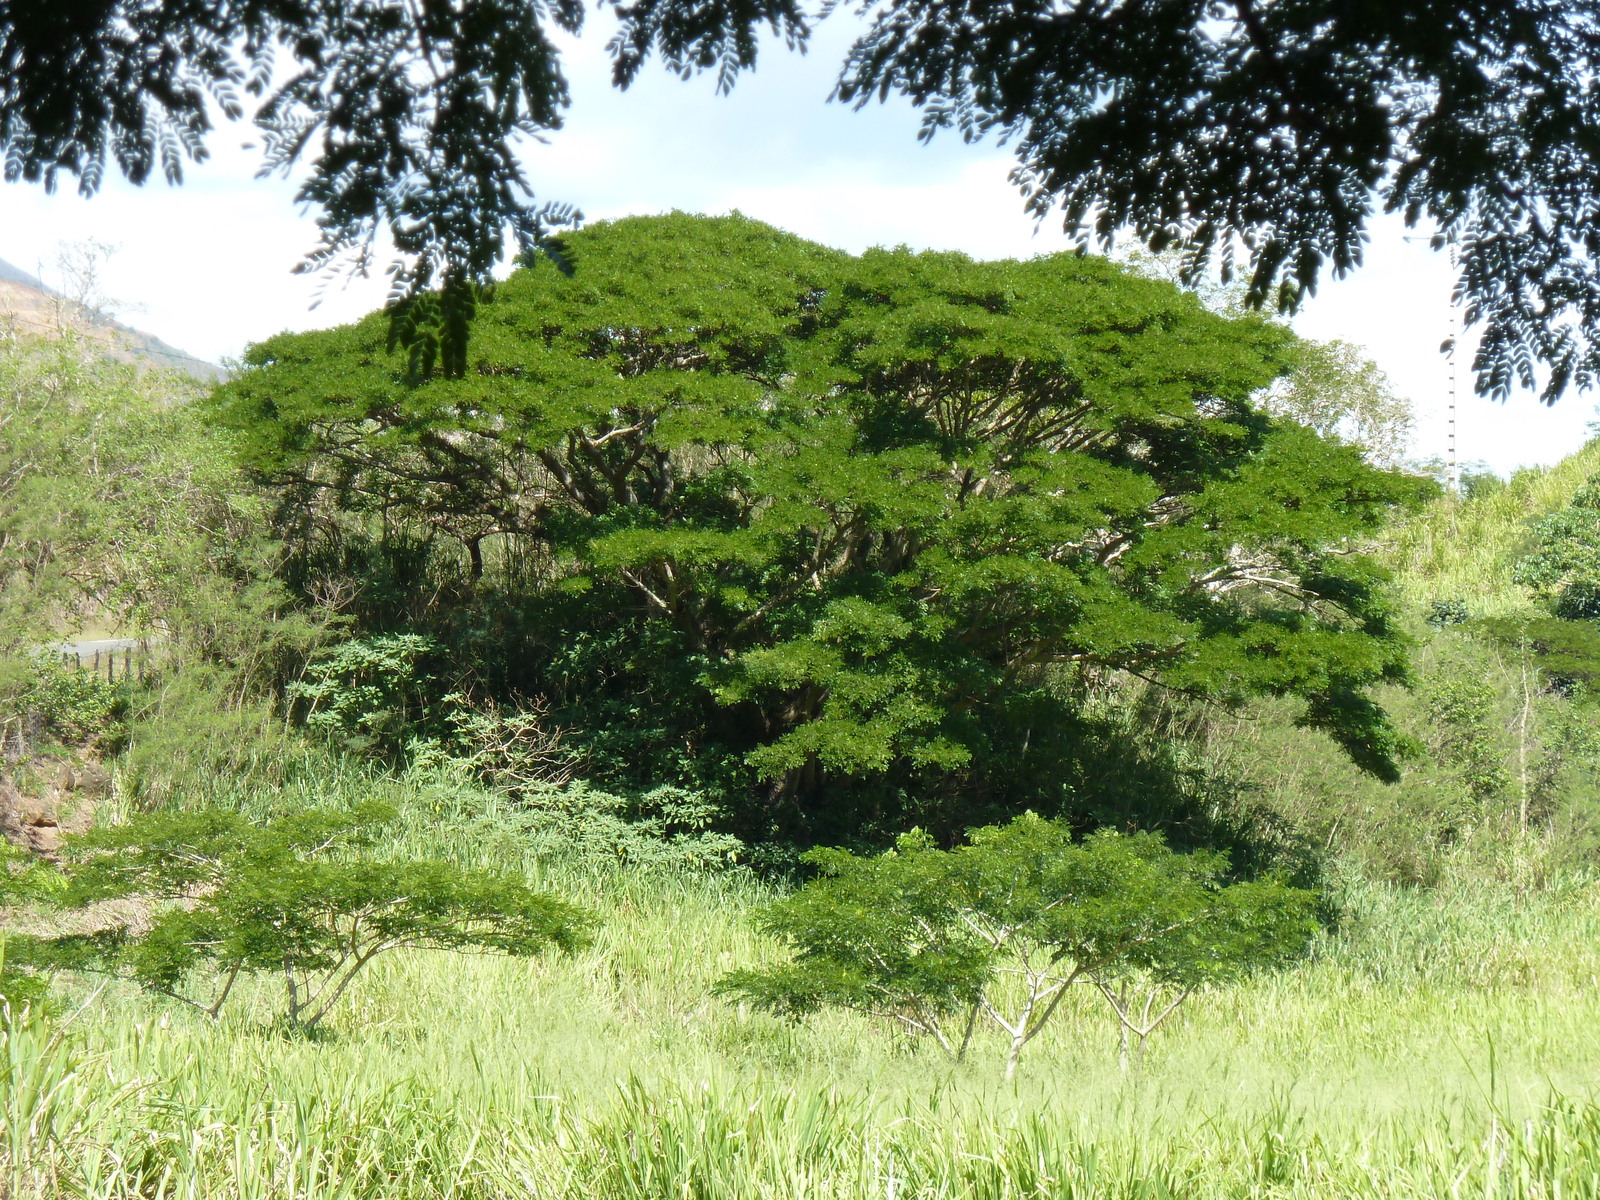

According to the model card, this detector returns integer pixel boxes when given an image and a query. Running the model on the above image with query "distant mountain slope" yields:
[0,257,225,383]
[0,259,47,291]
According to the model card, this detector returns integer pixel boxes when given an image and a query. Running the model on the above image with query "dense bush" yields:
[0,660,127,752]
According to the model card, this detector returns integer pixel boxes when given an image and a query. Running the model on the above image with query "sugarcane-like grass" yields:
[7,765,1600,1198]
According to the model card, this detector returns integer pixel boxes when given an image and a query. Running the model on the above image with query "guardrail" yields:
[51,638,154,683]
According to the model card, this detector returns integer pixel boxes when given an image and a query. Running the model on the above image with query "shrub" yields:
[0,659,126,752]
[472,780,744,872]
[288,635,443,758]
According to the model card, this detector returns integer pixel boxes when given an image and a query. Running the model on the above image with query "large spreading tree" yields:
[4,1,1596,399]
[217,213,1432,845]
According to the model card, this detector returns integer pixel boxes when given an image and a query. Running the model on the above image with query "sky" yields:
[1,14,1593,477]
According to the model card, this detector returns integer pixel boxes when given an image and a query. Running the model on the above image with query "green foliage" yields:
[1386,443,1600,620]
[0,328,331,697]
[1259,339,1414,469]
[114,672,302,807]
[1424,675,1508,809]
[217,213,1433,846]
[290,635,445,758]
[718,815,1316,1077]
[1212,618,1600,887]
[0,947,46,1015]
[614,1,1600,403]
[1427,598,1471,628]
[1517,473,1600,620]
[1481,614,1600,696]
[475,781,743,871]
[292,635,587,795]
[35,804,592,1028]
[12,1,1600,399]
[0,1,584,374]
[0,841,61,1013]
[1461,464,1508,500]
[0,658,126,750]
[426,692,578,792]
[7,757,1600,1199]
[1178,451,1600,885]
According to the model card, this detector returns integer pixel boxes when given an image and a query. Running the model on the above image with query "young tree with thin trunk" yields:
[31,804,592,1029]
[718,815,1317,1080]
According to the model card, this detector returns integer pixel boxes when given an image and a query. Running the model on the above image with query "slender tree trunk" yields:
[1005,1030,1028,1084]
[284,957,301,1024]
[1117,980,1131,1073]
[956,1001,980,1064]
[1002,987,1038,1083]
[208,958,244,1019]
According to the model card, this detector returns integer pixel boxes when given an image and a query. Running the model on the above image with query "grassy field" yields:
[8,765,1600,1199]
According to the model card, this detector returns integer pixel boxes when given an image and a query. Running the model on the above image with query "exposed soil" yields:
[0,755,107,858]
[0,753,159,938]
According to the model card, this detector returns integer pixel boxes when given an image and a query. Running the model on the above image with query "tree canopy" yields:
[616,0,1600,404]
[0,0,584,354]
[26,803,592,1028]
[215,213,1432,845]
[6,2,1597,399]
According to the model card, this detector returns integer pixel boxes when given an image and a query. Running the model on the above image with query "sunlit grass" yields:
[8,762,1600,1198]
[1382,438,1600,618]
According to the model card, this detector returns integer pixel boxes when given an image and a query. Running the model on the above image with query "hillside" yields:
[1372,439,1600,618]
[0,257,225,382]
[1191,439,1600,886]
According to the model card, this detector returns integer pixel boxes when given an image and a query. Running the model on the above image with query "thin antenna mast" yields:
[1446,243,1459,496]
[1403,234,1460,494]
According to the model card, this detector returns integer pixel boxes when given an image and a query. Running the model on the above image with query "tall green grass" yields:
[7,763,1600,1198]
[9,941,1600,1199]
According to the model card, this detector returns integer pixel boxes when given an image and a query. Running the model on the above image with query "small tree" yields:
[719,816,1316,1080]
[1085,875,1316,1071]
[717,830,993,1060]
[36,804,591,1029]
